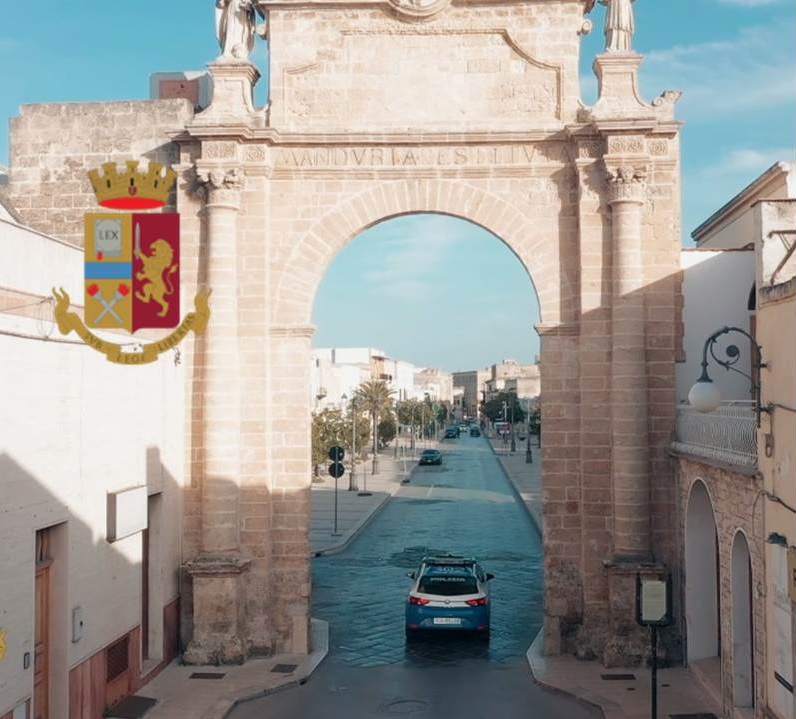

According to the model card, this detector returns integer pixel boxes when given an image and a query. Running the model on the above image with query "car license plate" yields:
[433,617,461,625]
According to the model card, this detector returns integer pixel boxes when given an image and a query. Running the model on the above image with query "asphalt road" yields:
[229,435,600,719]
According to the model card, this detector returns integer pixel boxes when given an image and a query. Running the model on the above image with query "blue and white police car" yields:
[405,555,494,638]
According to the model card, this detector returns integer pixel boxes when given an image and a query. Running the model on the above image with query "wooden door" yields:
[34,562,51,719]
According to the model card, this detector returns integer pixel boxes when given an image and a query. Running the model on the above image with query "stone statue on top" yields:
[215,0,266,62]
[599,0,636,53]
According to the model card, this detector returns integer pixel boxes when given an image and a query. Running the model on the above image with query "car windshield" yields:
[418,574,479,596]
[422,450,437,456]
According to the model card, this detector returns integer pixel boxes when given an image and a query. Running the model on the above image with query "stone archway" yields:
[731,530,754,708]
[685,479,720,663]
[177,0,684,664]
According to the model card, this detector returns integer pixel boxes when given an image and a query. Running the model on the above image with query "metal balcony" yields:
[672,401,757,469]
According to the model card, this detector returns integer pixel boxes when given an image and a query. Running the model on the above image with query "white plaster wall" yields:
[676,249,755,404]
[0,222,184,714]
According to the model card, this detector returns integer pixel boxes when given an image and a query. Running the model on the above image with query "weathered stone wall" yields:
[676,457,766,717]
[7,99,194,245]
[267,2,586,132]
[1,0,685,667]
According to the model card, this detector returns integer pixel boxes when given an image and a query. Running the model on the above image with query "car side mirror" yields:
[486,573,495,581]
[406,571,415,579]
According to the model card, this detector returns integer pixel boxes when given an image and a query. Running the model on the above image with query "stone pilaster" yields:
[606,161,651,562]
[183,164,251,665]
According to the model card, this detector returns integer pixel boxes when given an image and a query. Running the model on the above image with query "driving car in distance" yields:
[405,555,494,637]
[444,426,459,439]
[419,449,442,465]
[469,427,481,437]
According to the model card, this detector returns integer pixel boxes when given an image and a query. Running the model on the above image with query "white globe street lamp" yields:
[688,326,767,426]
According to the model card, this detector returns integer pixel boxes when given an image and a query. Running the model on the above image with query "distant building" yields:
[484,359,540,401]
[413,367,453,404]
[452,368,491,418]
[310,347,455,411]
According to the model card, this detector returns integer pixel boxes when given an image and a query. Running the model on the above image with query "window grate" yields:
[106,635,130,682]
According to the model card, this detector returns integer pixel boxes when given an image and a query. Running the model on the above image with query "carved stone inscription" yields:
[275,144,570,170]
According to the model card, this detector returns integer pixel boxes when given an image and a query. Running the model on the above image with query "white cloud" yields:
[698,147,794,177]
[683,146,794,235]
[640,21,795,120]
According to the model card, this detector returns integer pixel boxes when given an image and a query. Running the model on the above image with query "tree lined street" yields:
[230,434,599,719]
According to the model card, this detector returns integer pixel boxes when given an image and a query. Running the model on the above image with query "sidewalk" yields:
[310,444,424,555]
[488,433,723,718]
[528,633,722,719]
[115,619,328,719]
[486,433,543,534]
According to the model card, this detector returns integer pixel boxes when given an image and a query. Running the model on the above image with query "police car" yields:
[405,555,494,637]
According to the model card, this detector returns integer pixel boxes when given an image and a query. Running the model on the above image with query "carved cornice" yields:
[604,164,648,204]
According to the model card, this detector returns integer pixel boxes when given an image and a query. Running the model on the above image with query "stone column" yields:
[606,162,651,561]
[184,165,251,665]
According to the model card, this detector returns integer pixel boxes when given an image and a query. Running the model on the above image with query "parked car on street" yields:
[405,555,494,637]
[444,427,459,439]
[419,449,443,465]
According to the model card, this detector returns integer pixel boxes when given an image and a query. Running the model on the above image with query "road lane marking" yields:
[427,484,435,498]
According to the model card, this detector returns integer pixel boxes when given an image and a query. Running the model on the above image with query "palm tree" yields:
[354,380,395,475]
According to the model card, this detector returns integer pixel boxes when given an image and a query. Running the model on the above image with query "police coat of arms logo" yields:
[52,160,211,364]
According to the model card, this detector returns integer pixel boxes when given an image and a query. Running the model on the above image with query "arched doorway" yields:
[177,0,684,664]
[731,531,754,708]
[685,480,720,663]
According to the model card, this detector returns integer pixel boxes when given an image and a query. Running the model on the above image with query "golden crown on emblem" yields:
[88,160,177,210]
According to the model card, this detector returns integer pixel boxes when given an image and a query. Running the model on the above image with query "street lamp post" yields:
[350,396,358,491]
[509,391,517,453]
[525,400,533,463]
[688,326,768,426]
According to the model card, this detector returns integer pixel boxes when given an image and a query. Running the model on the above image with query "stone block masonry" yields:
[7,99,194,246]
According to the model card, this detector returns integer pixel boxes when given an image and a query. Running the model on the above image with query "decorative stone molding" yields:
[389,0,450,20]
[195,165,244,208]
[185,554,252,577]
[652,90,683,122]
[534,322,579,337]
[245,144,267,162]
[607,135,645,156]
[648,139,669,157]
[203,141,239,160]
[269,324,316,338]
[605,164,647,204]
[577,140,603,160]
[197,166,243,191]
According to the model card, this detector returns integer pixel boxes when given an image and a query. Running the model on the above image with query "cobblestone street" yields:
[229,435,599,718]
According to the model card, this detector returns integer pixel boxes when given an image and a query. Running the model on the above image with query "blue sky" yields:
[1,1,794,370]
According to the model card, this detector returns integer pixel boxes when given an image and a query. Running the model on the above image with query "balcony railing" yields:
[672,401,757,469]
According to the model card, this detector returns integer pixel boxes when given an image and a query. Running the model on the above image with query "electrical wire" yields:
[0,297,51,313]
[764,490,796,516]
[0,327,83,345]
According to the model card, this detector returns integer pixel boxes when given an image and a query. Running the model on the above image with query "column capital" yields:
[194,164,244,210]
[604,163,648,205]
